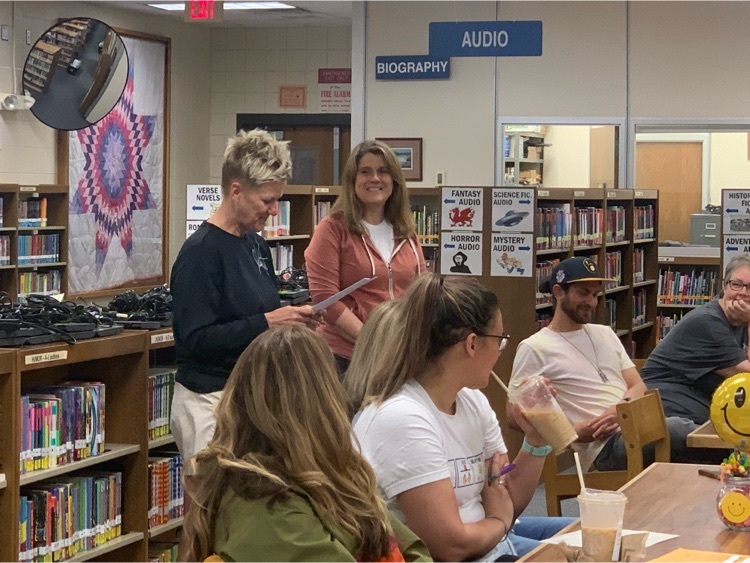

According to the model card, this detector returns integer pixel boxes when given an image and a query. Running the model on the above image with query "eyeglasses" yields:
[726,279,750,292]
[477,333,511,352]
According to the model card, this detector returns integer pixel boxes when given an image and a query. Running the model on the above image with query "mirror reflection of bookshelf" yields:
[23,43,62,93]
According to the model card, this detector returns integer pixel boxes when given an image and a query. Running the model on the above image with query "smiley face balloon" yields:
[710,373,750,447]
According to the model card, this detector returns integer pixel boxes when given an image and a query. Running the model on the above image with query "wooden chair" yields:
[541,382,665,517]
[616,388,671,480]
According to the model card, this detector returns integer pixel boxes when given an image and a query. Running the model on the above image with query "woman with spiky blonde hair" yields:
[183,325,430,562]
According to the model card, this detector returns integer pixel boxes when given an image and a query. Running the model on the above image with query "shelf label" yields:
[658,257,675,263]
[574,190,586,197]
[25,350,67,365]
[607,191,618,198]
[315,187,330,193]
[724,234,750,274]
[441,187,484,231]
[490,233,533,277]
[20,186,37,192]
[491,188,535,233]
[635,191,644,197]
[151,331,174,345]
[440,231,482,276]
[537,189,549,197]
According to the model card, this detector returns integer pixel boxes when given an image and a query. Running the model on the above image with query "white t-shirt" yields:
[362,220,394,264]
[510,324,634,470]
[354,380,509,559]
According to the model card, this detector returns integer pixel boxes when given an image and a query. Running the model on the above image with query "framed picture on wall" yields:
[376,137,423,182]
[58,28,170,296]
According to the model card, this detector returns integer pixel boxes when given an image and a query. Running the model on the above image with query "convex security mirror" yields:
[23,17,129,131]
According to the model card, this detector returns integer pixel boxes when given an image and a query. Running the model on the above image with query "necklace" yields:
[555,326,608,382]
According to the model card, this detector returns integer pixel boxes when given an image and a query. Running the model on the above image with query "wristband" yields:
[522,438,553,457]
[485,515,510,539]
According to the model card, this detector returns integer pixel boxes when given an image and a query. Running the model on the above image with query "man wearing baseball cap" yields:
[507,256,714,472]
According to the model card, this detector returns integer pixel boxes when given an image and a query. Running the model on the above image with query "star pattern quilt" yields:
[68,36,165,293]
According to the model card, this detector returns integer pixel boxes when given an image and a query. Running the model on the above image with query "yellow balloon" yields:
[710,373,750,447]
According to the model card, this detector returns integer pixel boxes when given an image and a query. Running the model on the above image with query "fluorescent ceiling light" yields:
[148,3,185,11]
[148,1,294,10]
[225,2,295,9]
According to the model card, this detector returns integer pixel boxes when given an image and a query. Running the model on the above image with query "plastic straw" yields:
[490,370,510,393]
[573,451,587,495]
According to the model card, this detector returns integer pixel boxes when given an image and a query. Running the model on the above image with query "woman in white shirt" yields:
[353,273,572,560]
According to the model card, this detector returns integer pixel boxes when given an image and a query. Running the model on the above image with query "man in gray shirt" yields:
[642,255,750,437]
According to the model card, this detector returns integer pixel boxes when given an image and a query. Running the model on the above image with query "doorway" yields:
[635,141,703,243]
[236,113,351,187]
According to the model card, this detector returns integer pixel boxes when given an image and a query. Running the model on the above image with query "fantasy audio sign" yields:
[375,20,542,81]
[440,187,484,276]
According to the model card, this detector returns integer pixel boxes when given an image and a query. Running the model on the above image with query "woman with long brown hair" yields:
[305,140,425,374]
[183,325,430,562]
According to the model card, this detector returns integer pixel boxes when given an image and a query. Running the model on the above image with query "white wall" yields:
[0,1,211,269]
[363,1,750,189]
[710,133,750,204]
[543,126,590,188]
[208,25,351,183]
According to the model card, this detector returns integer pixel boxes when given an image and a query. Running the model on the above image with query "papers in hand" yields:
[312,277,376,313]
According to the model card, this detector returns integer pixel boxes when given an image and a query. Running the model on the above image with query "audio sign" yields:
[185,0,224,22]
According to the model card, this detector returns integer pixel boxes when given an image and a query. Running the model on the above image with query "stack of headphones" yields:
[105,285,173,329]
[277,266,310,305]
[0,293,124,346]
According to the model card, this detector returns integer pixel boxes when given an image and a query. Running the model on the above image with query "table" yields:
[687,421,734,449]
[520,463,750,561]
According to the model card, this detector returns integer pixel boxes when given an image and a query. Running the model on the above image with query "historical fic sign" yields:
[491,188,535,232]
[441,231,483,276]
[490,233,533,277]
[441,187,484,232]
[722,189,750,234]
[186,184,222,238]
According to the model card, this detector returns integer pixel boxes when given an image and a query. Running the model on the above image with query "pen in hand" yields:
[488,463,516,486]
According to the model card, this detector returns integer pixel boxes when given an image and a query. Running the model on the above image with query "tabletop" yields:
[520,463,750,561]
[687,421,734,449]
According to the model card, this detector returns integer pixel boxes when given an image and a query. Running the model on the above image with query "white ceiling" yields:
[95,0,352,28]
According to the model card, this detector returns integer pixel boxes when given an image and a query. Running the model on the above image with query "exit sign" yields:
[185,0,224,22]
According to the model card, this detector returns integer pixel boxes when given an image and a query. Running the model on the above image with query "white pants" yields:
[170,381,223,475]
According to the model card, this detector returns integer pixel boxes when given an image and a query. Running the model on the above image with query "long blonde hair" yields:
[343,299,404,417]
[331,140,416,239]
[363,273,500,407]
[183,325,392,561]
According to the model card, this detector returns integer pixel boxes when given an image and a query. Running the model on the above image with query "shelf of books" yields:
[144,328,183,554]
[263,185,313,274]
[656,247,721,341]
[23,42,62,93]
[525,188,658,358]
[0,184,70,302]
[5,332,150,561]
[409,187,441,272]
[0,328,186,561]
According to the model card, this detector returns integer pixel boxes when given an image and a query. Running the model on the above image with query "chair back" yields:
[632,358,647,372]
[616,388,671,480]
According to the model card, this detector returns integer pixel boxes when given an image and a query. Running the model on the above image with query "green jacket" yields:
[213,488,432,562]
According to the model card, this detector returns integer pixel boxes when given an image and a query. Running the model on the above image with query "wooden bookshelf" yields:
[23,42,62,93]
[2,332,150,561]
[0,184,69,302]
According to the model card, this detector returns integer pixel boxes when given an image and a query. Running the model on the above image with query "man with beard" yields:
[507,257,719,471]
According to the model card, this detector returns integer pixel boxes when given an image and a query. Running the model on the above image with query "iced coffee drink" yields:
[578,489,628,562]
[524,408,578,454]
[581,527,618,561]
[508,375,578,453]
